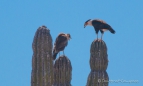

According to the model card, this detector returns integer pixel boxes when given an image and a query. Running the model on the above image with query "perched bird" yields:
[84,19,115,40]
[53,33,71,60]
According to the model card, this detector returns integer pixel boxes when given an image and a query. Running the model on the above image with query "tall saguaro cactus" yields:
[31,26,54,86]
[86,40,109,86]
[53,55,72,86]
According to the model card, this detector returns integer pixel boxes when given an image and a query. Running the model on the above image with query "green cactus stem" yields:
[90,40,108,71]
[86,71,109,86]
[87,40,109,86]
[53,55,72,86]
[31,26,53,86]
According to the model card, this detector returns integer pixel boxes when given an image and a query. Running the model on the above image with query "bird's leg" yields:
[101,33,103,40]
[100,30,104,41]
[63,50,65,56]
[96,33,98,40]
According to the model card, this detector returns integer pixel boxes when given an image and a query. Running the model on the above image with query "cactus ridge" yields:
[53,55,72,86]
[86,70,109,86]
[31,26,53,86]
[90,40,108,71]
[87,40,109,86]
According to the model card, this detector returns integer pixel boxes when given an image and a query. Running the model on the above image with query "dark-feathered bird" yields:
[84,19,115,40]
[53,33,71,60]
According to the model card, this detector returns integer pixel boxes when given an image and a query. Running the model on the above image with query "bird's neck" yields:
[88,20,92,26]
[65,34,70,40]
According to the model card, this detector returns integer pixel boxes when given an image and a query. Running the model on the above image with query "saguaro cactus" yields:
[31,26,53,86]
[86,40,109,86]
[53,55,72,86]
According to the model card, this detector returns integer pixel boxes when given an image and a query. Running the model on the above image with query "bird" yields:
[84,19,115,40]
[53,33,71,60]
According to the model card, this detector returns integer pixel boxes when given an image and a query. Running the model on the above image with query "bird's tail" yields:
[53,49,58,60]
[109,28,115,34]
[53,53,58,60]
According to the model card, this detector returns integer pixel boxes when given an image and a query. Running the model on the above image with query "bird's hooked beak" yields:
[69,36,72,40]
[66,34,71,40]
[84,23,87,28]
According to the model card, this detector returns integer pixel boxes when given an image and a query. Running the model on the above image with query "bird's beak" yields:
[84,25,86,28]
[84,23,87,28]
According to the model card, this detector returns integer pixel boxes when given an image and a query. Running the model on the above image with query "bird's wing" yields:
[92,19,115,33]
[104,24,115,34]
[92,20,102,27]
[92,20,111,29]
[54,34,68,50]
[103,23,112,29]
[92,20,102,33]
[102,23,115,33]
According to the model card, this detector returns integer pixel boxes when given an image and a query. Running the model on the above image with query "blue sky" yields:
[0,0,143,86]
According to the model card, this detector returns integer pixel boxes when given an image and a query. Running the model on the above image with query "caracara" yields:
[53,33,71,60]
[84,19,115,39]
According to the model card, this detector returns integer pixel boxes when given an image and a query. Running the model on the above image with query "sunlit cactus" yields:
[86,39,109,86]
[90,40,108,71]
[53,55,72,86]
[31,26,54,86]
[86,71,109,86]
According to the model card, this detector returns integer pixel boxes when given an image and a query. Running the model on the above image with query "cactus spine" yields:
[31,26,53,86]
[53,55,72,86]
[86,40,109,86]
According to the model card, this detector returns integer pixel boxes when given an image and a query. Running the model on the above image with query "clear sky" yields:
[0,0,143,86]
